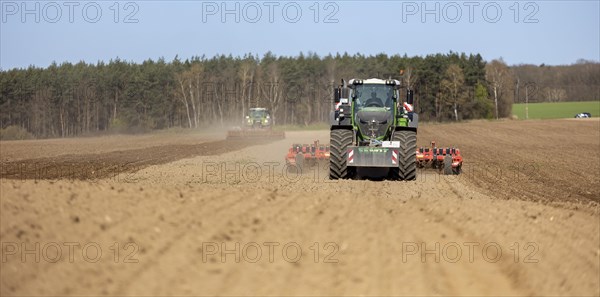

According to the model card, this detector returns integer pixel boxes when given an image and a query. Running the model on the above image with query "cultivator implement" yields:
[285,140,330,172]
[416,141,463,175]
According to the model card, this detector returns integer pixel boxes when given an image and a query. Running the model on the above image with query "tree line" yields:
[0,52,598,138]
[511,60,600,104]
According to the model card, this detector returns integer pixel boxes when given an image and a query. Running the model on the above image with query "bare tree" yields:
[176,72,193,128]
[261,63,283,125]
[441,64,466,121]
[239,61,255,123]
[545,87,567,102]
[176,64,204,128]
[486,59,513,119]
[403,66,418,90]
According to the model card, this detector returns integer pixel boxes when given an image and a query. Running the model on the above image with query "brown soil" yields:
[0,139,270,180]
[1,119,598,296]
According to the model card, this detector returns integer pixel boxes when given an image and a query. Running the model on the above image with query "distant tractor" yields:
[245,108,273,129]
[227,107,285,139]
[329,78,418,180]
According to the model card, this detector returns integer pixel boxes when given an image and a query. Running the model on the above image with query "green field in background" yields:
[512,101,600,119]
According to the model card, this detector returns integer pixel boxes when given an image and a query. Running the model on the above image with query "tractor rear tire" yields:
[443,154,453,175]
[330,129,354,179]
[390,130,417,181]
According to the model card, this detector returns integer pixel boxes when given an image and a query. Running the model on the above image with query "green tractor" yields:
[245,107,272,129]
[329,78,418,180]
[227,107,285,139]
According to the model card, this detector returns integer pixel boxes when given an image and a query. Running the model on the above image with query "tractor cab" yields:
[350,80,399,144]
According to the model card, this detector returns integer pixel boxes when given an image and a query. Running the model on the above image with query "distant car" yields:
[575,113,592,118]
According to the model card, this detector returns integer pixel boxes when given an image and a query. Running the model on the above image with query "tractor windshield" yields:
[249,109,268,118]
[353,84,395,110]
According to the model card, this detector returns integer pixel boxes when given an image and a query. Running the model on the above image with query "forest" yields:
[0,52,598,138]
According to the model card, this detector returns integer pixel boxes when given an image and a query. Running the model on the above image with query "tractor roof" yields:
[362,78,387,84]
[249,108,267,111]
[348,78,401,86]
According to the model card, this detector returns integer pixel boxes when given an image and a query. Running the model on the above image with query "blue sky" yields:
[1,0,599,70]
